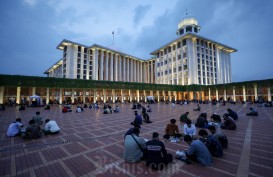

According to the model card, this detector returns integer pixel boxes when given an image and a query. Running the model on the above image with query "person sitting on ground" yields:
[142,112,152,123]
[146,132,173,170]
[163,119,182,140]
[208,125,228,148]
[132,102,137,109]
[124,127,146,162]
[7,118,24,137]
[32,111,43,125]
[246,107,258,116]
[180,112,190,123]
[141,106,146,114]
[89,104,93,109]
[137,103,142,109]
[44,119,60,135]
[147,105,152,112]
[198,129,223,157]
[94,103,99,109]
[184,119,197,138]
[22,119,42,139]
[227,108,238,120]
[113,105,120,113]
[124,123,141,139]
[265,101,273,107]
[221,113,237,130]
[76,106,82,113]
[208,113,223,136]
[0,104,5,111]
[83,104,88,108]
[183,135,212,166]
[195,112,208,128]
[193,104,201,111]
[131,111,142,127]
[103,106,111,114]
[44,104,50,110]
[18,104,25,111]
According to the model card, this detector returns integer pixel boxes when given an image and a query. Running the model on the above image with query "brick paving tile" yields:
[249,163,273,177]
[63,155,96,176]
[1,103,273,177]
[15,172,31,177]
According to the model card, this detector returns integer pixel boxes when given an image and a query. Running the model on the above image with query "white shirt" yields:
[7,122,23,137]
[183,124,196,136]
[45,120,60,133]
[76,107,82,112]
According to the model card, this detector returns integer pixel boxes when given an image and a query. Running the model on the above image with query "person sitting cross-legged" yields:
[163,119,182,140]
[6,118,24,137]
[207,125,228,148]
[195,112,208,128]
[180,112,190,123]
[22,119,42,139]
[44,119,60,135]
[32,111,43,125]
[124,127,146,162]
[227,108,238,120]
[246,107,258,116]
[146,132,173,170]
[193,104,201,111]
[221,113,237,130]
[183,119,197,138]
[113,105,120,113]
[147,105,152,112]
[142,112,152,123]
[130,111,143,127]
[198,129,223,157]
[183,135,212,166]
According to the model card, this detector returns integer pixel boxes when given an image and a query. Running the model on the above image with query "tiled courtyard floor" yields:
[1,102,273,177]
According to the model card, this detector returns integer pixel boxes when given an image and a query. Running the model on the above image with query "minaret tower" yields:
[176,10,200,36]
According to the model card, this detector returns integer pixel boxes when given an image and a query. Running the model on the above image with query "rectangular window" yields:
[186,27,192,32]
[83,70,86,74]
[77,64,81,68]
[84,48,87,53]
[183,53,187,58]
[78,53,81,58]
[177,42,181,48]
[168,47,171,53]
[158,72,160,76]
[184,65,188,70]
[182,39,187,46]
[173,68,176,73]
[78,46,81,52]
[196,39,200,45]
[164,60,167,65]
[64,46,67,52]
[77,75,80,79]
[178,66,182,71]
[173,45,176,50]
[83,65,86,69]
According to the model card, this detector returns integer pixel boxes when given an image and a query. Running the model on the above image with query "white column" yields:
[208,88,211,101]
[243,86,246,102]
[131,59,134,81]
[144,90,147,103]
[110,53,114,81]
[254,84,258,101]
[168,91,171,101]
[151,60,154,83]
[93,89,96,103]
[114,54,118,81]
[163,91,166,101]
[233,87,236,102]
[0,87,4,104]
[147,62,150,83]
[16,87,21,104]
[93,49,99,80]
[157,90,160,102]
[105,52,109,81]
[224,89,227,101]
[59,88,63,104]
[268,87,271,101]
[119,56,122,81]
[112,89,116,103]
[32,87,36,95]
[134,60,137,82]
[46,88,50,104]
[100,51,104,80]
[83,89,86,103]
[129,89,132,102]
[137,90,140,102]
[121,89,124,103]
[216,89,219,101]
[72,89,75,104]
[103,89,106,103]
[140,62,143,83]
[127,58,130,82]
[174,91,177,101]
[122,57,127,82]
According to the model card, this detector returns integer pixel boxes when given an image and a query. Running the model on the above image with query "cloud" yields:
[22,0,37,6]
[133,5,151,26]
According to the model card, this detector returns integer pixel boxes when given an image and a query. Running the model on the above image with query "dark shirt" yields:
[228,110,238,120]
[124,128,133,139]
[25,124,41,139]
[180,114,190,123]
[195,116,208,128]
[200,135,223,157]
[222,117,236,130]
[146,139,167,166]
[134,114,142,125]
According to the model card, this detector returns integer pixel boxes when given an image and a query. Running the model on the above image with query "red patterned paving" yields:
[0,103,273,176]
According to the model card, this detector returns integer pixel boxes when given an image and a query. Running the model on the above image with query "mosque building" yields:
[45,15,236,86]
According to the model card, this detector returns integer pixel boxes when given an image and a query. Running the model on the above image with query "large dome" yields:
[178,17,198,29]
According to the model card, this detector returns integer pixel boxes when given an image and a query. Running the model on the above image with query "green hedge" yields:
[0,74,272,92]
